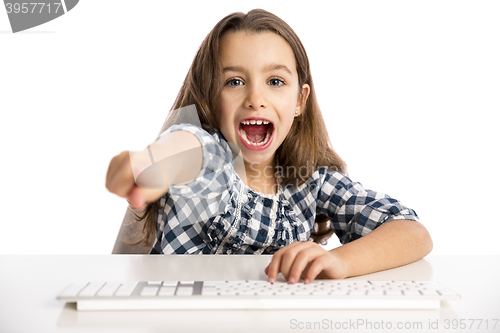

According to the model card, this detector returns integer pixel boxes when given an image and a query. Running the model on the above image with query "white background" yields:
[0,1,498,255]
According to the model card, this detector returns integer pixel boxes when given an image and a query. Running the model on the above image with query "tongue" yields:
[241,124,268,143]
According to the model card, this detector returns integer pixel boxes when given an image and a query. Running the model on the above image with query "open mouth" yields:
[238,119,274,147]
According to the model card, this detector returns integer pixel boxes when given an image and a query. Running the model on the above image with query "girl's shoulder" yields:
[304,166,351,186]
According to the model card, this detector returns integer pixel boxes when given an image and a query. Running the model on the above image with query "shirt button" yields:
[263,198,272,208]
[259,229,267,236]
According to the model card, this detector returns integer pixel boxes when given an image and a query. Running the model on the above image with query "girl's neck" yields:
[242,158,279,196]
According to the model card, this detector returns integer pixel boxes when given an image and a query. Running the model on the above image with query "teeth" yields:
[240,120,270,125]
[239,128,271,147]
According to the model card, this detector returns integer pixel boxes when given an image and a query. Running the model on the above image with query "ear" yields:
[295,84,311,116]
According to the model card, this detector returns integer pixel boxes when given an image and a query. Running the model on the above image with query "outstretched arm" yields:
[106,129,203,209]
[265,219,433,283]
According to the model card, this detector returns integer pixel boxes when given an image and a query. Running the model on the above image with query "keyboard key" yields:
[201,289,218,296]
[320,280,339,285]
[78,282,105,297]
[115,282,139,297]
[60,282,89,297]
[271,281,288,286]
[176,286,194,296]
[399,281,416,285]
[437,289,458,296]
[96,282,121,297]
[403,290,422,296]
[247,280,270,285]
[140,286,159,296]
[368,280,389,284]
[179,281,194,285]
[158,287,176,296]
[147,281,162,285]
[162,281,178,287]
[227,281,244,285]
[203,281,226,287]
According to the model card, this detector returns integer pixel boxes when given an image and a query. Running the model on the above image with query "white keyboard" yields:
[57,280,460,311]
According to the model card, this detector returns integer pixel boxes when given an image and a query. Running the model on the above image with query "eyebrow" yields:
[223,63,292,75]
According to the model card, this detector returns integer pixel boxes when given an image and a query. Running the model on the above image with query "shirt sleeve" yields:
[316,169,420,244]
[149,123,236,254]
[154,123,235,199]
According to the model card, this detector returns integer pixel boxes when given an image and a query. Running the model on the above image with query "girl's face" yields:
[218,30,309,170]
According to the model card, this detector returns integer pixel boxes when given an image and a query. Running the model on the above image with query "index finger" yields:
[106,153,137,198]
[266,249,284,283]
[266,242,301,283]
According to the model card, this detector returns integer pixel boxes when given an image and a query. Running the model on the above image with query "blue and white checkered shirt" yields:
[149,124,419,255]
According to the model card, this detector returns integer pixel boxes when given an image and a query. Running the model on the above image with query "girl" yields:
[106,9,432,284]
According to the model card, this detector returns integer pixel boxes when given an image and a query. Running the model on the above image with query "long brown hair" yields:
[126,9,347,248]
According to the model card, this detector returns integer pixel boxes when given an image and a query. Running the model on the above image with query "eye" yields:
[226,78,244,87]
[268,78,285,87]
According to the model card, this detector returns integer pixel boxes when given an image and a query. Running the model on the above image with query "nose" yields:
[245,83,267,110]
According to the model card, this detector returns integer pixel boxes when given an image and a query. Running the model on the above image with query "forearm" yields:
[130,130,203,190]
[330,220,433,278]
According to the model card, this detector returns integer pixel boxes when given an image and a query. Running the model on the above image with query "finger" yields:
[108,154,136,198]
[106,152,129,192]
[127,186,146,210]
[287,246,324,284]
[127,187,167,209]
[279,242,315,281]
[303,255,329,283]
[267,247,287,283]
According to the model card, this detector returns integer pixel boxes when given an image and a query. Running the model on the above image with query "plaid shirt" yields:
[149,124,419,255]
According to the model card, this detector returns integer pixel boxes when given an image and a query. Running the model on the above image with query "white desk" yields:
[1,255,499,333]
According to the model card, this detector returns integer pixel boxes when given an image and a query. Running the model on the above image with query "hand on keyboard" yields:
[265,242,348,284]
